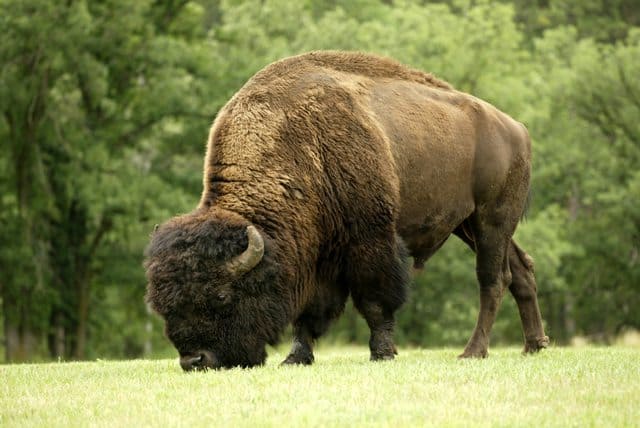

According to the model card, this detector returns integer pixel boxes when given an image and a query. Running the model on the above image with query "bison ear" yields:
[225,226,264,276]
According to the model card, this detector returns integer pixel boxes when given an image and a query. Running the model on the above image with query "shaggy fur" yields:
[145,51,548,370]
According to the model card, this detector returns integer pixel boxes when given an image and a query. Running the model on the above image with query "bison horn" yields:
[226,226,264,275]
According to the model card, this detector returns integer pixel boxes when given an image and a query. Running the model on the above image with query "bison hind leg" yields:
[456,215,514,359]
[508,240,549,354]
[453,226,549,356]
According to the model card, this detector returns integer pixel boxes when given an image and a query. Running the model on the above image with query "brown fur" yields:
[145,51,548,370]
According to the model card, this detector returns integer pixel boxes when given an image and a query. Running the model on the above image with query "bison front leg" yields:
[282,287,349,366]
[349,234,409,361]
[282,321,315,366]
[355,300,398,360]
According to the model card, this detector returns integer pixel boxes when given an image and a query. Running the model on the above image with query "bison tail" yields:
[520,188,532,222]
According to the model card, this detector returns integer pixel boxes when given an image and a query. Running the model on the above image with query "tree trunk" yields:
[2,278,38,362]
[73,274,90,360]
[563,292,576,339]
[4,323,18,362]
[144,304,153,357]
[71,212,112,360]
[561,185,580,343]
[48,310,66,359]
[4,317,38,361]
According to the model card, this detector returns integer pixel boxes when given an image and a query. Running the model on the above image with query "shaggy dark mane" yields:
[145,213,249,264]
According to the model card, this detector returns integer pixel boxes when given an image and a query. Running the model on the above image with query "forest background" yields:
[1,0,639,362]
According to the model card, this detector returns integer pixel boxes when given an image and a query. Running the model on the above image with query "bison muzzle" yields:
[144,51,549,370]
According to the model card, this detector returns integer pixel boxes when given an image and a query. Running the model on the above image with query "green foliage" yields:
[0,0,212,360]
[1,0,639,361]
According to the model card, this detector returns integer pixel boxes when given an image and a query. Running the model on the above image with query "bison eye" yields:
[214,292,230,304]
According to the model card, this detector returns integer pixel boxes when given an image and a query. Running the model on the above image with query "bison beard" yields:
[144,51,549,371]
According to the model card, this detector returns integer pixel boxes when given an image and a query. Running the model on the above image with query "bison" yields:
[145,51,549,371]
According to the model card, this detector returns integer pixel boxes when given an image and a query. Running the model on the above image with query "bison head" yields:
[144,210,288,371]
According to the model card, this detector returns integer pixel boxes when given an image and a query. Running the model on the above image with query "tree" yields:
[0,0,217,361]
[2,0,638,361]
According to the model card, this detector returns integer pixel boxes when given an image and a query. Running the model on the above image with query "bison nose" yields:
[180,351,218,371]
[180,354,202,371]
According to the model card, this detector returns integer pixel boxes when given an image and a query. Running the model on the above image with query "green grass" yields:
[1,346,638,427]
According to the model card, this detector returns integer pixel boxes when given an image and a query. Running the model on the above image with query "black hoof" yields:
[370,352,395,361]
[523,336,550,354]
[281,353,314,366]
[458,349,488,359]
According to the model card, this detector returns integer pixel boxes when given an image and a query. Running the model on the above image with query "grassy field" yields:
[1,346,638,427]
